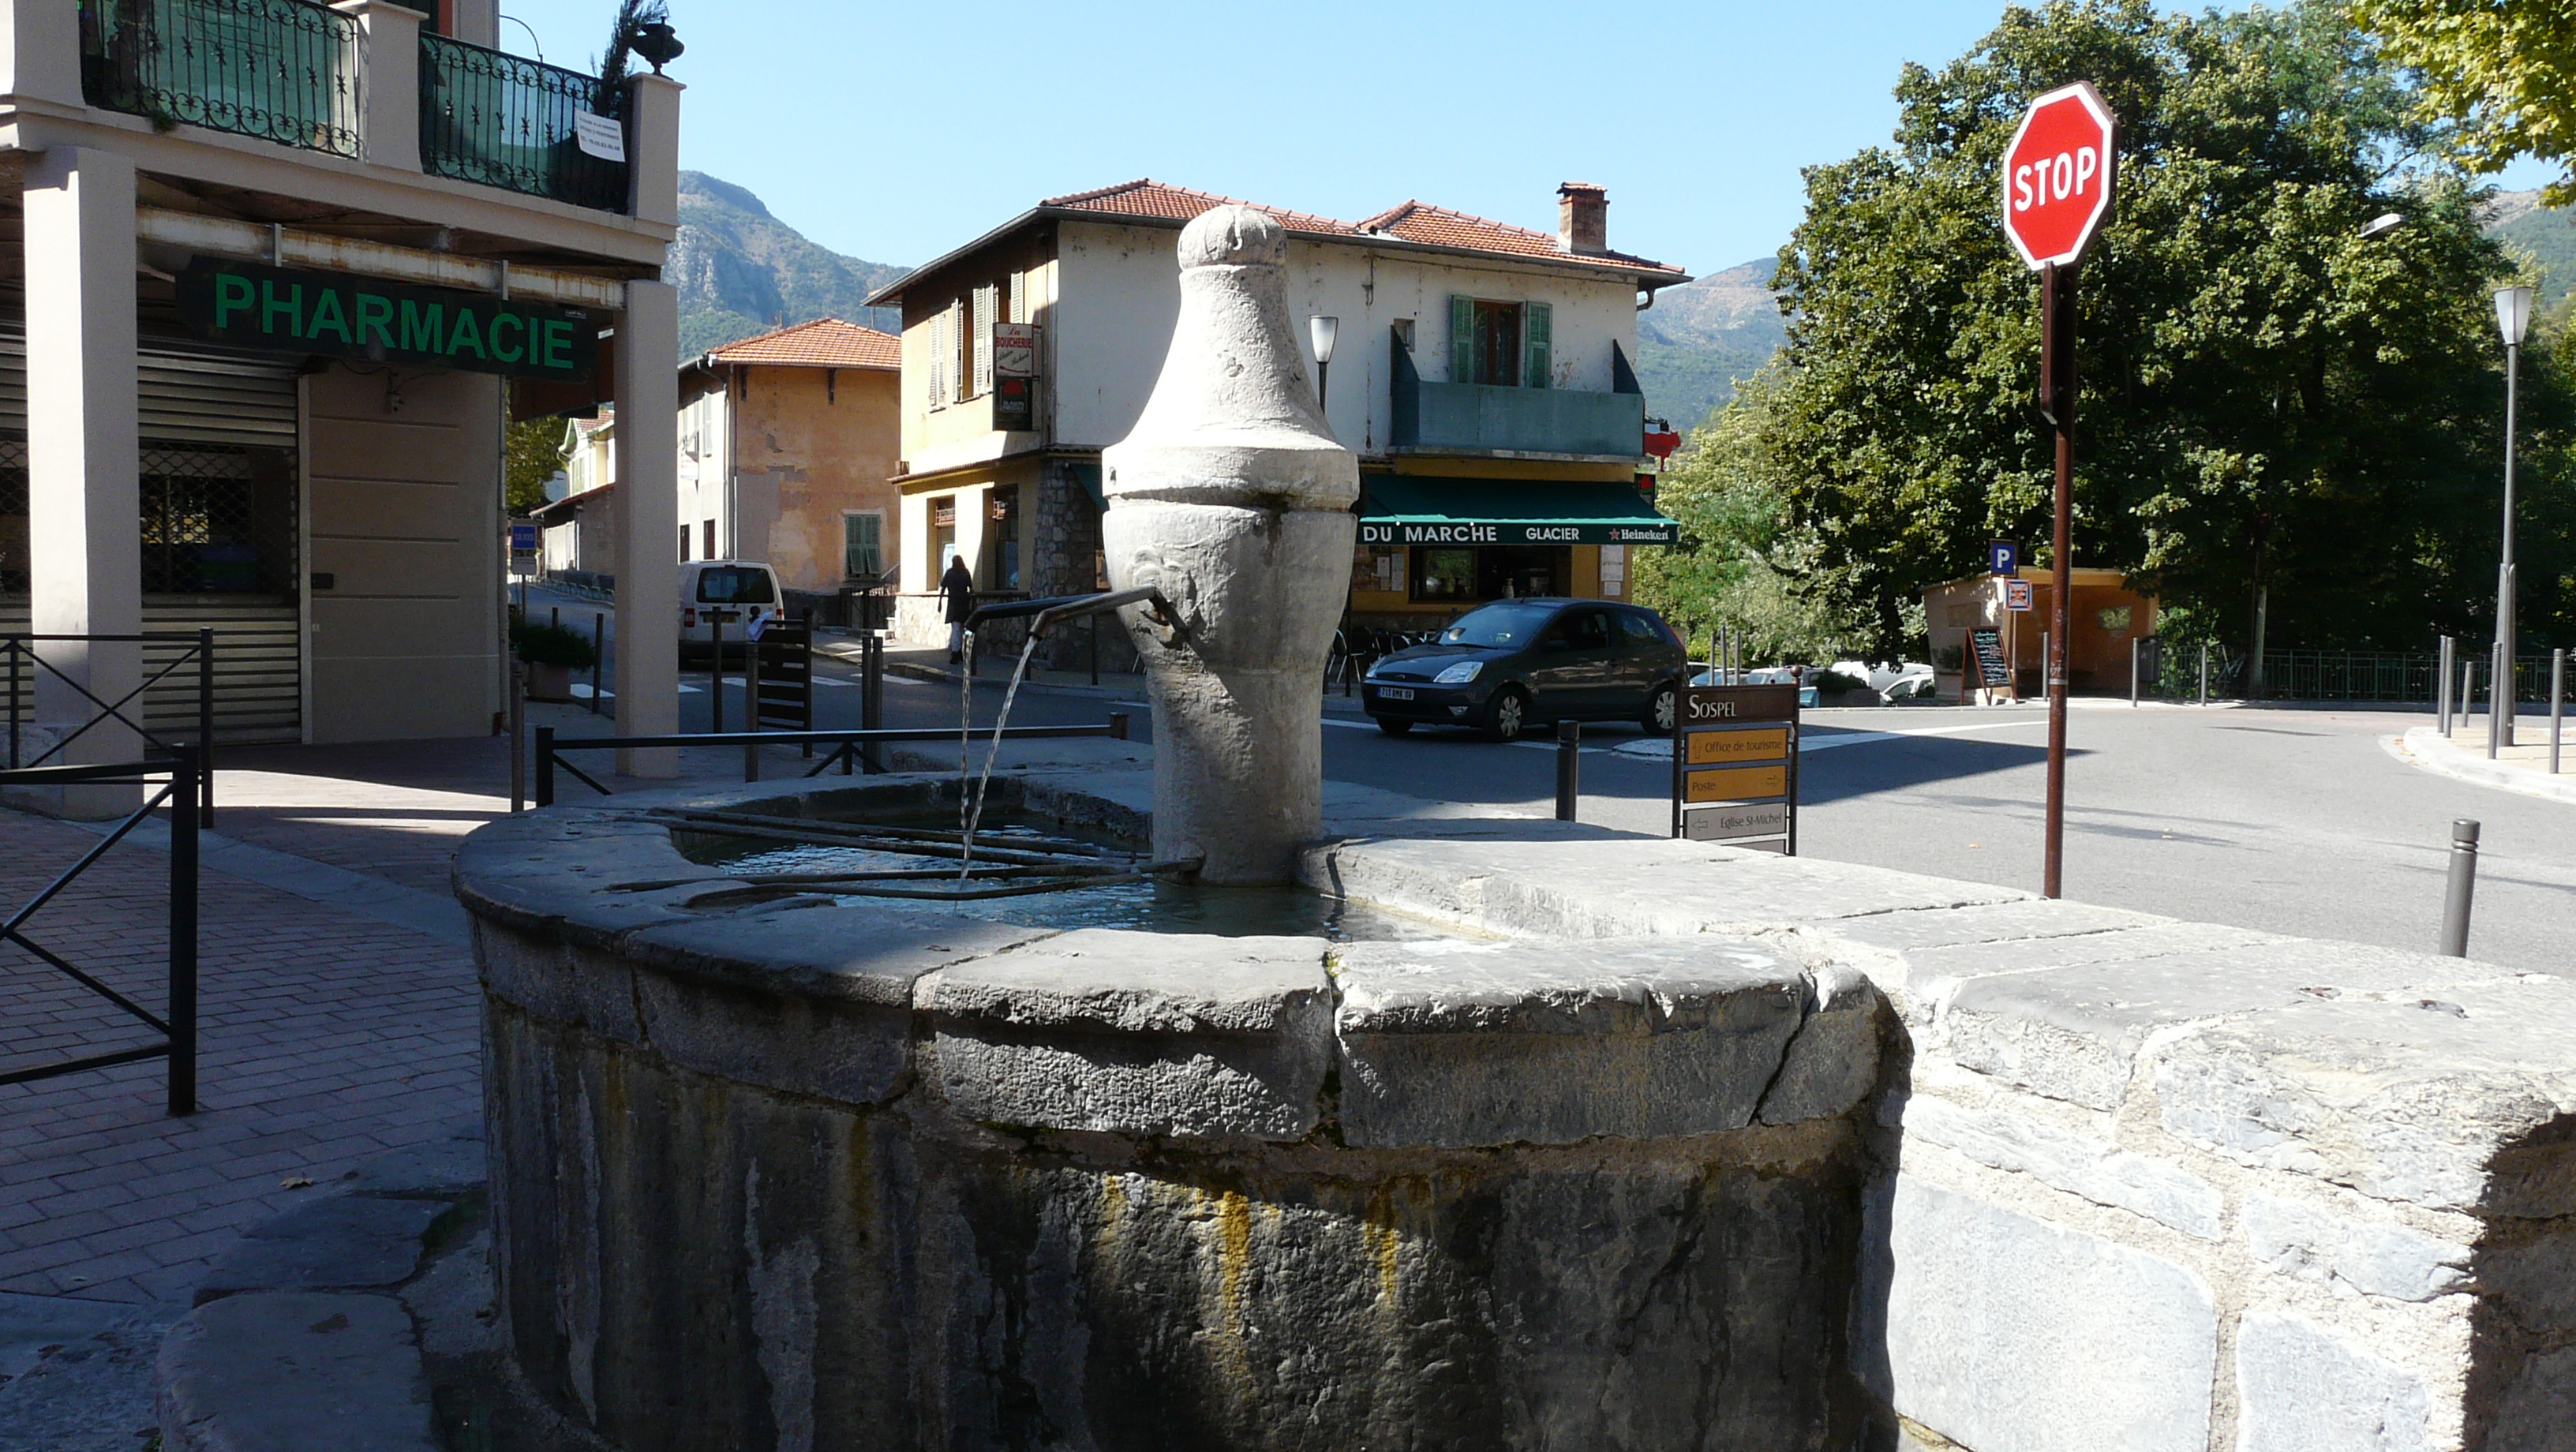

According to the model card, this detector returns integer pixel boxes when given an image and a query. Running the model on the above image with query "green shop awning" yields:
[1357,474,1676,548]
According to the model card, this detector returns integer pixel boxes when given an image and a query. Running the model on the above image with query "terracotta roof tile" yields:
[1354,200,1681,277]
[707,317,900,370]
[1042,178,1362,237]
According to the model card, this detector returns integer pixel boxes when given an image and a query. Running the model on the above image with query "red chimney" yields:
[1557,182,1608,256]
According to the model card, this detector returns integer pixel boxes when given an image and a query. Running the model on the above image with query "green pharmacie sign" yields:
[178,261,597,383]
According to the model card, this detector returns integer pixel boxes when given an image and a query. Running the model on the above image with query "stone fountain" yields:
[447,199,2576,1452]
[1100,206,1357,884]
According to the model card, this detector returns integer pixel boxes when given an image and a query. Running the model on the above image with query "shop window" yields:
[1412,548,1476,601]
[136,445,298,596]
[843,511,883,582]
[988,495,1020,592]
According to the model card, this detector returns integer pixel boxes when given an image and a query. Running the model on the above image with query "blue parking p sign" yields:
[1988,541,2020,575]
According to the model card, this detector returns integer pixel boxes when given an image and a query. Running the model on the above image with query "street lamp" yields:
[1309,315,1339,414]
[2359,211,2405,240]
[2492,284,2533,757]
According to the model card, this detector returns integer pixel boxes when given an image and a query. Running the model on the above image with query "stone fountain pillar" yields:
[1101,207,1358,885]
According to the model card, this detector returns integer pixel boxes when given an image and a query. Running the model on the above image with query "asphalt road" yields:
[523,586,2574,974]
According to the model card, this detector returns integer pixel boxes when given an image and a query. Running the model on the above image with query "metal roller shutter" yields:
[0,328,305,743]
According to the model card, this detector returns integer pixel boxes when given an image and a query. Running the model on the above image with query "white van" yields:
[678,559,782,654]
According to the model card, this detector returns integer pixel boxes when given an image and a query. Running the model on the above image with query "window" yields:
[678,522,691,562]
[1616,611,1665,646]
[972,284,998,398]
[1391,317,1416,352]
[1413,548,1475,600]
[695,566,776,604]
[843,511,883,582]
[1475,301,1520,387]
[702,519,717,559]
[990,494,1020,591]
[1447,295,1552,388]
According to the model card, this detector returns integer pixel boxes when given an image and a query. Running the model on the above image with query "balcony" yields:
[78,0,364,159]
[73,0,646,218]
[1390,344,1645,460]
[418,35,629,212]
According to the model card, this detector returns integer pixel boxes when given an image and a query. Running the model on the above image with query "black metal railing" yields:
[5,632,217,826]
[418,33,630,212]
[0,750,200,1116]
[77,0,361,159]
[533,720,1133,808]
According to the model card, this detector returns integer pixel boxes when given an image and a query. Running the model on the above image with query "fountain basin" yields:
[456,769,1887,1450]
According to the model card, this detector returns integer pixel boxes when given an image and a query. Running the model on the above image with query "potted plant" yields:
[511,619,598,702]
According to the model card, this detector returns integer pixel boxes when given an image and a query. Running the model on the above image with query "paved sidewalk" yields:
[2390,720,2576,804]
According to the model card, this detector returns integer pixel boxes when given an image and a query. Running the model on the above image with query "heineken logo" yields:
[177,261,597,383]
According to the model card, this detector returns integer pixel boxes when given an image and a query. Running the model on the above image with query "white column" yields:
[24,147,144,791]
[0,5,82,106]
[625,74,683,228]
[614,280,680,777]
[335,1,421,173]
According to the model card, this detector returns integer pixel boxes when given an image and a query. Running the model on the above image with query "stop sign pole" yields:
[2002,80,2115,900]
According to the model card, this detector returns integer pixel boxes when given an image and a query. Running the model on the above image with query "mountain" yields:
[2489,188,2576,309]
[1632,256,1789,431]
[672,173,909,357]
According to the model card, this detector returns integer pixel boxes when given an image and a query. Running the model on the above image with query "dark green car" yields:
[1361,598,1687,742]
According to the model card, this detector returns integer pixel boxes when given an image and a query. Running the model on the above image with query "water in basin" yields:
[677,812,1466,942]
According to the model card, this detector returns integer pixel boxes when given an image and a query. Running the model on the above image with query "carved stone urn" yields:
[1100,206,1359,885]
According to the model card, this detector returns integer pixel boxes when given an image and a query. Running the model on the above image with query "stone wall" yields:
[455,773,2576,1451]
[1310,825,2576,1452]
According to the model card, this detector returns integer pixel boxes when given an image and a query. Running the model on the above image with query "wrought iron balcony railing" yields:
[77,0,362,159]
[418,34,631,214]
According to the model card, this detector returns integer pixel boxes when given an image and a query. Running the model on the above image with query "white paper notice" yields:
[574,111,627,163]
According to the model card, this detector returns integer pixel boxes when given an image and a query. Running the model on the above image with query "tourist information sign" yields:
[1671,683,1799,853]
[2004,80,2115,900]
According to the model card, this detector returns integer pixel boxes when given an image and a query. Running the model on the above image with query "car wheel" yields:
[1375,717,1413,735]
[1484,687,1530,743]
[1642,682,1677,734]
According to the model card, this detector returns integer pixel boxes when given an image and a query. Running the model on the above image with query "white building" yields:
[867,180,1691,661]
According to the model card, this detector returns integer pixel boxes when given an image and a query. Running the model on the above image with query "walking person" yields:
[941,555,977,664]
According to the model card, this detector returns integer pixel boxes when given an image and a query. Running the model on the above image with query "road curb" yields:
[2384,727,2576,806]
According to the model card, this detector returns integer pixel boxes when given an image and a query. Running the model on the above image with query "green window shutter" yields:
[1448,294,1475,384]
[1524,301,1552,389]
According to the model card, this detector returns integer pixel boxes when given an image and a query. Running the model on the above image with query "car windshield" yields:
[1441,601,1559,649]
[695,567,776,604]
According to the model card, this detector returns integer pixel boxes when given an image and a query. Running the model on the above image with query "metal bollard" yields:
[590,613,605,715]
[535,726,556,809]
[2552,648,2566,775]
[1555,718,1581,821]
[2130,638,2141,706]
[2439,820,2481,957]
[2435,635,2451,733]
[508,655,526,814]
[2198,642,2208,706]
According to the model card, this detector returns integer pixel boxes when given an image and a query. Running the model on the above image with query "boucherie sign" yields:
[177,260,597,383]
[2001,80,2116,269]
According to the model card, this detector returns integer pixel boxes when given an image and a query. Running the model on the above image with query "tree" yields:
[1698,0,2571,660]
[505,417,567,515]
[2351,0,2576,204]
[1634,366,1876,664]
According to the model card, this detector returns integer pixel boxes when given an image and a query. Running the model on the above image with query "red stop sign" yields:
[2001,81,2116,269]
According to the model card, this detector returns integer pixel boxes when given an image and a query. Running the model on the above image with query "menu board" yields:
[1969,627,2012,688]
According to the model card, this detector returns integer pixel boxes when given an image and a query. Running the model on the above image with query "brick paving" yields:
[0,777,487,1308]
[0,724,826,1312]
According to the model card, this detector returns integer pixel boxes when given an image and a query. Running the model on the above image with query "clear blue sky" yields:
[499,0,2558,276]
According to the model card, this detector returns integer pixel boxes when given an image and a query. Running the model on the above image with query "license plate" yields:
[1376,687,1414,701]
